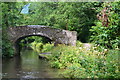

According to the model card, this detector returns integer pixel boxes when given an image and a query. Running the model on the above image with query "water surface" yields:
[2,49,61,79]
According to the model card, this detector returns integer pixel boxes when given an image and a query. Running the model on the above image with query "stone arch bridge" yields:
[7,25,77,55]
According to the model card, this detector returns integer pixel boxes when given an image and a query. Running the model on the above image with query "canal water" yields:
[2,49,61,79]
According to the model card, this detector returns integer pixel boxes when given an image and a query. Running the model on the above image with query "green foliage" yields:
[30,41,119,78]
[76,40,83,47]
[2,40,14,57]
[30,41,54,54]
[90,2,120,49]
[2,30,14,57]
[30,41,43,53]
[19,36,50,49]
[46,44,119,78]
[35,43,43,53]
[46,2,97,42]
[42,43,54,53]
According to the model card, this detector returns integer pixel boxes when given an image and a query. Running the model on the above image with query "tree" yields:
[90,2,120,49]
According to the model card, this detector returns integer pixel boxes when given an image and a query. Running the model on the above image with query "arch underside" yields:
[13,34,53,55]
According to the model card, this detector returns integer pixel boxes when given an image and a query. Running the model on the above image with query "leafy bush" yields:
[90,2,120,49]
[2,39,14,57]
[42,43,54,53]
[76,40,83,47]
[36,43,43,53]
[30,41,37,51]
[90,21,120,49]
[30,42,54,53]
[2,30,14,57]
[48,44,119,78]
[30,42,43,53]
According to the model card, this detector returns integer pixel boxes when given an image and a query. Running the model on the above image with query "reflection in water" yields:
[2,50,61,79]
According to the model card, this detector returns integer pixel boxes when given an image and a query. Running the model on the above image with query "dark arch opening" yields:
[14,35,52,55]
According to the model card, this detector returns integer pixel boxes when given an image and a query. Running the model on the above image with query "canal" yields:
[2,49,61,79]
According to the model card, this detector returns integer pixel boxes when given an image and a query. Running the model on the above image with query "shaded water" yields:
[2,49,61,79]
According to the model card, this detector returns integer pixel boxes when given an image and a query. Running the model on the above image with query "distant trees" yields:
[29,2,97,42]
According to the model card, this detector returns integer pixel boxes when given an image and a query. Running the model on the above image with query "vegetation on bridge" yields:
[1,1,120,78]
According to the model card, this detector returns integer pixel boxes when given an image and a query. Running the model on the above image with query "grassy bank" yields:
[30,41,120,78]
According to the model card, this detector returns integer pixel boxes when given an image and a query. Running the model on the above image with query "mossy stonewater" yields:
[2,49,62,79]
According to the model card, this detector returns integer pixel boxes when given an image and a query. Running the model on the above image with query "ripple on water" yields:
[21,75,38,79]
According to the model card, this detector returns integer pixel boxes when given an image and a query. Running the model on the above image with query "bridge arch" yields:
[7,25,77,55]
[14,35,52,55]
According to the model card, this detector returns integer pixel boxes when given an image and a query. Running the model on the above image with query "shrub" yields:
[41,43,54,53]
[30,41,37,51]
[36,43,43,53]
[90,2,120,49]
[30,42,43,53]
[76,40,83,47]
[2,39,14,57]
[48,44,119,78]
[30,41,119,78]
